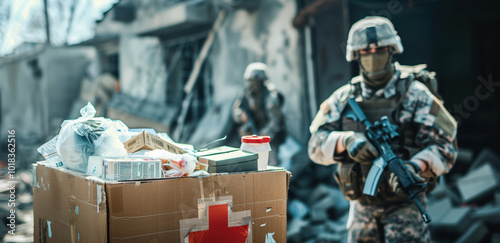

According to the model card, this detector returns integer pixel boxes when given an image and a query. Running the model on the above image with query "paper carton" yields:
[102,158,163,181]
[196,146,258,173]
[123,131,187,154]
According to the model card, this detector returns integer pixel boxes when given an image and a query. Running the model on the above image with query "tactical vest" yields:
[240,84,286,144]
[334,75,436,205]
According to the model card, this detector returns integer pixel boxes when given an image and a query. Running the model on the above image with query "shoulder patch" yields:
[429,99,440,116]
[432,96,457,138]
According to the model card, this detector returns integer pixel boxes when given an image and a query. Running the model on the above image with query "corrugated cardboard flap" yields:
[33,163,108,243]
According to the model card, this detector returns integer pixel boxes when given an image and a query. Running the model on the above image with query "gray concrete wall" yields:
[209,0,307,141]
[312,0,352,104]
[119,35,167,104]
[0,46,97,143]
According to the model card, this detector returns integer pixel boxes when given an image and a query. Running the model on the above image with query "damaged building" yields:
[76,0,313,149]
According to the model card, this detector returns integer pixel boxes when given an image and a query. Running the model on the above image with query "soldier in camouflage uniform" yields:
[308,17,458,242]
[232,62,286,165]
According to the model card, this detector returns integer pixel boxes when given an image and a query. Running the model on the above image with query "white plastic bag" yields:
[37,135,64,167]
[93,128,128,158]
[56,102,129,173]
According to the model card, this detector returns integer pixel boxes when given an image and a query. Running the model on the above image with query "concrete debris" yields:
[455,222,488,243]
[495,191,500,205]
[310,206,329,223]
[300,224,325,240]
[471,205,500,223]
[287,218,309,242]
[431,207,473,233]
[312,195,337,212]
[288,199,309,219]
[316,231,346,243]
[456,163,500,203]
[427,198,453,223]
[324,215,348,233]
[1,171,34,243]
[308,184,336,204]
[470,148,500,171]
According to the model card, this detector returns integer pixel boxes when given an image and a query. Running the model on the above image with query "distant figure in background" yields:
[232,62,286,166]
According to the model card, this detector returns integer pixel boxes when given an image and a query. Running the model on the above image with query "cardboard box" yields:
[196,146,258,173]
[33,162,290,242]
[123,131,187,154]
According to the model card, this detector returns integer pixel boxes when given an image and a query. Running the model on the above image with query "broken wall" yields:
[119,36,167,105]
[0,46,98,167]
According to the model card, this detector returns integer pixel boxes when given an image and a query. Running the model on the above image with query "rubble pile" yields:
[286,150,349,243]
[428,148,500,243]
[286,148,500,243]
[0,170,34,243]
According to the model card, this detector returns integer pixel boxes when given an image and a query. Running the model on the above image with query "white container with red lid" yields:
[240,135,271,171]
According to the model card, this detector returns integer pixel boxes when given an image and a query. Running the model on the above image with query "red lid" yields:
[241,135,271,144]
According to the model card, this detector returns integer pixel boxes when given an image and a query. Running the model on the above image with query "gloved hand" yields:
[341,132,379,163]
[388,161,425,196]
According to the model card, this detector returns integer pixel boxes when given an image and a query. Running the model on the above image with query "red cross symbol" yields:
[189,204,249,243]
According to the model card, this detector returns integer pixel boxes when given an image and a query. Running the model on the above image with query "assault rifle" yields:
[344,98,431,223]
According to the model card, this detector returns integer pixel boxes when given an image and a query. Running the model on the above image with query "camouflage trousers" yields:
[347,195,431,243]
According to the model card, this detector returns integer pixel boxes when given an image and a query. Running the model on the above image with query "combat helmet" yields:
[243,62,269,81]
[346,16,403,62]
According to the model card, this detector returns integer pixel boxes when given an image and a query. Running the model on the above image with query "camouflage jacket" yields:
[308,68,458,178]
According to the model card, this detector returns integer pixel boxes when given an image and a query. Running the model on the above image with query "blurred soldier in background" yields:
[232,62,286,166]
[308,16,458,242]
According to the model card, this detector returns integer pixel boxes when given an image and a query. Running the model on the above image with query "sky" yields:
[0,0,119,56]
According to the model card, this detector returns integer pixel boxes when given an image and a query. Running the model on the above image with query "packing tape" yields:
[69,189,78,242]
[69,175,75,199]
[47,220,52,239]
[199,177,206,200]
[265,232,276,243]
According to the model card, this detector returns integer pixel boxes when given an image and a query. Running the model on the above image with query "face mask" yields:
[359,52,393,87]
[247,79,264,94]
